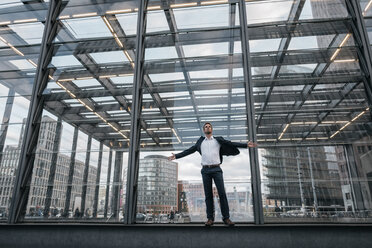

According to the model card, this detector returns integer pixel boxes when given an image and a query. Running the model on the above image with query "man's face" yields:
[203,124,212,135]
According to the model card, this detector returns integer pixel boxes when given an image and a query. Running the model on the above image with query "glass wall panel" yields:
[0,1,48,221]
[3,0,372,225]
[22,0,136,222]
[132,0,254,224]
[248,0,372,223]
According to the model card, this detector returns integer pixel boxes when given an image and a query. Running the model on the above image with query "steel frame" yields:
[8,0,66,224]
[3,0,372,225]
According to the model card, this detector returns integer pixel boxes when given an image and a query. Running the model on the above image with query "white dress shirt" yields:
[200,136,221,166]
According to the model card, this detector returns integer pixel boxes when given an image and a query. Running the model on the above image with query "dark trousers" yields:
[201,166,229,221]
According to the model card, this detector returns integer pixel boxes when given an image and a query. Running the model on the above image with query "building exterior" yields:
[0,116,97,217]
[262,147,344,213]
[136,155,178,215]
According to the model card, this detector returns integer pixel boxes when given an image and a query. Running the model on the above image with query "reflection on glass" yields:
[135,0,253,224]
[19,0,137,222]
[0,0,46,221]
[1,0,372,226]
[252,0,372,223]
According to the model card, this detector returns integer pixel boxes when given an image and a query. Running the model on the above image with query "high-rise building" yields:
[262,146,344,212]
[136,155,178,215]
[310,1,372,213]
[0,116,97,217]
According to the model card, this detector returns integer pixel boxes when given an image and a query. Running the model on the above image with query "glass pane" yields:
[22,0,137,222]
[134,0,253,224]
[250,0,372,223]
[0,1,47,222]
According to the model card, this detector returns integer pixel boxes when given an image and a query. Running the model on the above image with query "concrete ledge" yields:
[1,224,372,248]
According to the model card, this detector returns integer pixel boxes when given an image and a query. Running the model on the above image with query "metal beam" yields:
[239,0,263,224]
[344,144,366,211]
[63,125,78,217]
[124,0,148,225]
[8,0,66,224]
[93,142,103,218]
[112,150,123,220]
[80,135,92,216]
[45,48,358,79]
[0,17,351,63]
[227,2,237,139]
[0,88,15,163]
[104,149,113,219]
[43,116,62,218]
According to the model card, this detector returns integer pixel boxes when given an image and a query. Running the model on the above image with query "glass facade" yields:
[0,0,372,225]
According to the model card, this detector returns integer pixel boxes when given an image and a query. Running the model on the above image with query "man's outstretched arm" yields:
[221,137,258,148]
[168,144,197,161]
[232,141,258,148]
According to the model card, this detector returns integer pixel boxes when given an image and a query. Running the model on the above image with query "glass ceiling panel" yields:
[147,10,169,33]
[189,69,228,79]
[8,22,45,44]
[235,39,282,53]
[71,78,102,88]
[309,0,348,19]
[183,42,229,57]
[173,5,229,29]
[288,36,319,50]
[90,51,128,64]
[149,72,185,82]
[110,75,134,86]
[51,55,82,67]
[279,64,318,74]
[0,0,22,9]
[145,46,178,60]
[299,0,314,20]
[91,96,117,103]
[62,16,112,39]
[116,13,137,36]
[233,68,243,77]
[9,59,37,70]
[246,0,293,25]
[251,66,273,76]
[361,0,372,17]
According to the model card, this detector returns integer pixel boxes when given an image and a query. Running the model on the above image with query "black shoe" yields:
[205,219,214,226]
[223,218,235,226]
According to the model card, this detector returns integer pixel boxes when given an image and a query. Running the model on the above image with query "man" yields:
[168,122,257,226]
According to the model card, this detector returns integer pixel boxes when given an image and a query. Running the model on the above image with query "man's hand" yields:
[248,141,258,148]
[168,153,176,161]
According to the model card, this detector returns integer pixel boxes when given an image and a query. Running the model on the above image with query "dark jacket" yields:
[175,136,247,163]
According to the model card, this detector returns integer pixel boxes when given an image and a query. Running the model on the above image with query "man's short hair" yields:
[203,122,212,129]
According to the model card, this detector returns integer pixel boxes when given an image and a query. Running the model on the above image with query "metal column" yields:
[8,0,66,224]
[63,126,79,217]
[124,0,148,224]
[238,0,264,224]
[104,149,113,218]
[43,116,62,217]
[346,0,372,108]
[296,148,306,211]
[307,147,318,212]
[112,150,123,220]
[0,88,15,163]
[81,135,92,216]
[344,144,365,211]
[93,142,103,218]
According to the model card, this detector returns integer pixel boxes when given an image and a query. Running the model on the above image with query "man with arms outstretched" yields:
[168,122,257,226]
